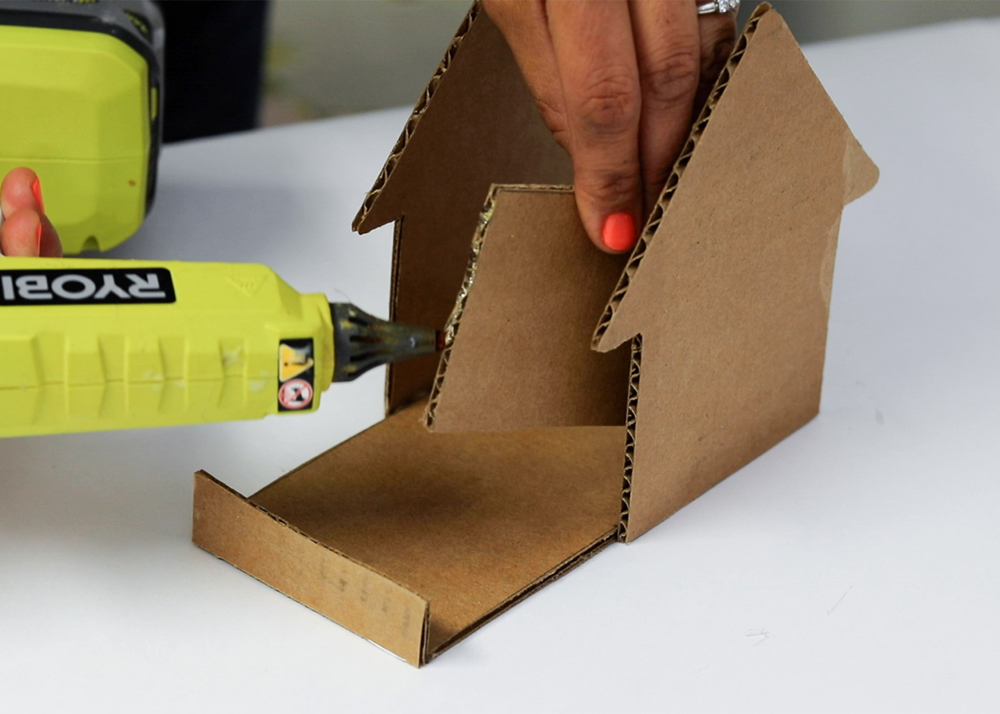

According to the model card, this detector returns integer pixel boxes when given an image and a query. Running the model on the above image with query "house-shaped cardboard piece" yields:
[192,3,878,666]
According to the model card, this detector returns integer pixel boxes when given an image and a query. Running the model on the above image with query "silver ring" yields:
[697,0,740,14]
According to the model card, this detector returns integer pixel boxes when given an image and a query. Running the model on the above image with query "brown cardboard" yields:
[421,4,878,540]
[192,471,429,665]
[194,402,623,665]
[195,3,877,663]
[352,3,571,414]
[425,185,632,433]
[592,7,878,538]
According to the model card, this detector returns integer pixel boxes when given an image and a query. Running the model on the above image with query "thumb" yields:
[0,209,43,257]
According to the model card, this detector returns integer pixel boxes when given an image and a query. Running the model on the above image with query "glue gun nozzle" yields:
[331,303,441,383]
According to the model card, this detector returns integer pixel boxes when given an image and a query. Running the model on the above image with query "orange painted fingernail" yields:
[602,212,636,252]
[35,221,42,254]
[31,177,45,213]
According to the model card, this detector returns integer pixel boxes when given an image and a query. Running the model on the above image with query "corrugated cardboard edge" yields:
[384,215,407,413]
[618,336,642,539]
[192,471,429,666]
[592,4,767,352]
[424,183,574,430]
[604,8,767,538]
[352,3,479,233]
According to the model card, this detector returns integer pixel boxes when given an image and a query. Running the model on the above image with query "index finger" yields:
[485,0,570,148]
[547,0,642,253]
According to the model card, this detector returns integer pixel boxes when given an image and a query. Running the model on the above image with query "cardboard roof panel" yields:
[426,185,631,433]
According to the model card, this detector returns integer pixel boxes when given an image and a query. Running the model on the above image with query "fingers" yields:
[0,209,42,257]
[488,0,738,254]
[693,10,738,117]
[629,0,701,214]
[0,168,62,257]
[547,0,642,253]
[484,0,569,148]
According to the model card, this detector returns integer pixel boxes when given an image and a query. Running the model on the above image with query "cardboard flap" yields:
[206,403,623,664]
[351,4,571,413]
[425,185,631,433]
[192,472,429,666]
[585,7,877,539]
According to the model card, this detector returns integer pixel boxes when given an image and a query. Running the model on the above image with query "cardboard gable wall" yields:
[351,4,572,413]
[193,2,877,665]
[422,4,877,539]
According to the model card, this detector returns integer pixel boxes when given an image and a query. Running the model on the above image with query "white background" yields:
[2,19,999,713]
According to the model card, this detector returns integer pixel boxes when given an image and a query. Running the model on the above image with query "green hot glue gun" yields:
[0,3,441,438]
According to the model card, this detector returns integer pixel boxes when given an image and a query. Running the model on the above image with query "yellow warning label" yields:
[280,343,314,382]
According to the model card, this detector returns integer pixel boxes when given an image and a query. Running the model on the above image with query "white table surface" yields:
[3,18,999,713]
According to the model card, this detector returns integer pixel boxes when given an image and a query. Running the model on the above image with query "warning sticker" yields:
[278,379,314,410]
[278,339,315,411]
[280,342,314,381]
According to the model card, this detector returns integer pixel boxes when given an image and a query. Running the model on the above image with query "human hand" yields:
[484,0,737,253]
[0,168,62,257]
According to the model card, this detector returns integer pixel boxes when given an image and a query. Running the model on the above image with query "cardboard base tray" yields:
[194,402,623,666]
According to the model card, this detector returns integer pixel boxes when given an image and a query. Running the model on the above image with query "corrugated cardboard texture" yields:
[216,402,622,663]
[425,186,631,433]
[192,472,429,665]
[353,4,571,414]
[593,7,878,540]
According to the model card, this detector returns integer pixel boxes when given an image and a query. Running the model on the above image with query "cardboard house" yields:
[193,3,878,666]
